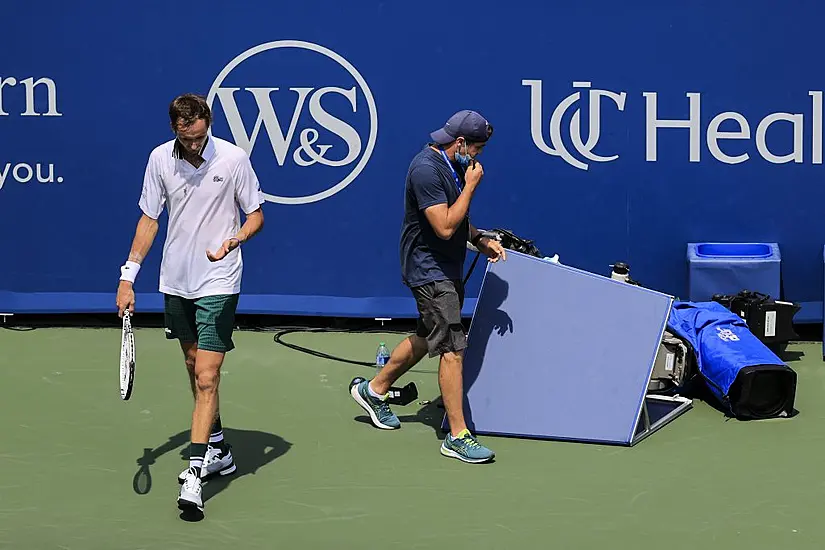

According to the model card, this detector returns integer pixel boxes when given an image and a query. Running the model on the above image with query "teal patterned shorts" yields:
[163,293,239,353]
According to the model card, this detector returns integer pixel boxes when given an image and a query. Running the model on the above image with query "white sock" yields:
[367,381,387,400]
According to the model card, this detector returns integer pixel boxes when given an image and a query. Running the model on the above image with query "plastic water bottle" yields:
[375,342,390,374]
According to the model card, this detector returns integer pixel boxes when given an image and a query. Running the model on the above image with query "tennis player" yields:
[115,93,264,513]
[350,110,505,463]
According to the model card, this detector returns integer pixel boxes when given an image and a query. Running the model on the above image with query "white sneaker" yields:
[178,445,236,484]
[177,467,203,512]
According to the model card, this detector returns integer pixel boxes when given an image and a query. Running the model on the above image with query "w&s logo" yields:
[207,40,378,205]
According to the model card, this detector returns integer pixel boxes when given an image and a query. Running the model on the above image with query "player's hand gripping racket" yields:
[120,310,136,400]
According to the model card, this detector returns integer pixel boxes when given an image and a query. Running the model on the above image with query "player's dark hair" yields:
[169,94,212,130]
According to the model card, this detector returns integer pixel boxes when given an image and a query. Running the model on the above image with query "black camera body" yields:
[712,290,800,352]
[487,228,542,257]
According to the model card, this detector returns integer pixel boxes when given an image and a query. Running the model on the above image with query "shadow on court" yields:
[133,427,292,520]
[459,271,511,432]
[354,396,447,439]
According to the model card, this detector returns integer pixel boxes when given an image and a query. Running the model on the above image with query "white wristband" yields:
[120,261,141,283]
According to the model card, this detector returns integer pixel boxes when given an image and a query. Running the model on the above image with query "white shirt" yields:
[138,136,264,299]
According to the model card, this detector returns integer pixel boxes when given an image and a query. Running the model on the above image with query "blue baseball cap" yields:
[430,110,493,145]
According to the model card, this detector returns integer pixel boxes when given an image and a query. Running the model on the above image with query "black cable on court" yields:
[268,247,484,367]
[266,326,437,374]
[255,250,484,372]
[270,326,409,367]
[0,324,35,331]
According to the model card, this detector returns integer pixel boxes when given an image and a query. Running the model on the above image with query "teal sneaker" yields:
[350,380,401,430]
[440,429,495,463]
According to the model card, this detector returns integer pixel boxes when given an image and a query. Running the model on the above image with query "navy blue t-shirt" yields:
[400,145,469,288]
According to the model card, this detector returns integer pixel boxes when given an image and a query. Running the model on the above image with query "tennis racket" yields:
[120,310,136,400]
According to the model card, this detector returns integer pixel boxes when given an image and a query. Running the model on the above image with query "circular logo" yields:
[207,40,378,205]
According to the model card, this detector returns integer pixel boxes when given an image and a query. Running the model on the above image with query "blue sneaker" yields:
[440,429,495,463]
[350,380,401,430]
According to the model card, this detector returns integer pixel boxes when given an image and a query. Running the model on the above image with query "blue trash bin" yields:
[687,242,781,302]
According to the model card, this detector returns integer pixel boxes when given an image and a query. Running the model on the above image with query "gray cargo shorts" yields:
[411,279,466,358]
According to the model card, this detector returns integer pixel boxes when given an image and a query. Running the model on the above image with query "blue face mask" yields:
[455,141,473,168]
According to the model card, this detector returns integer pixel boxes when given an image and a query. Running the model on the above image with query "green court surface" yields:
[2,326,825,549]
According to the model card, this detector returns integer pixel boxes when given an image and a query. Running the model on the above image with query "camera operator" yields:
[349,110,504,464]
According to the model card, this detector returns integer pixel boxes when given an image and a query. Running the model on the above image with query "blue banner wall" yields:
[2,1,824,320]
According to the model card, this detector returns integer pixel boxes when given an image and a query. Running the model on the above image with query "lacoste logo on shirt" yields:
[213,175,225,183]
